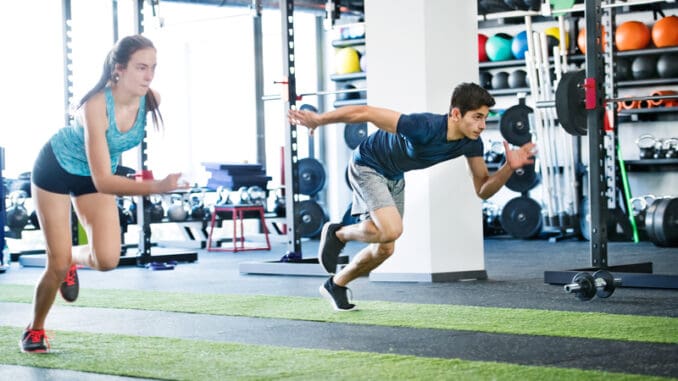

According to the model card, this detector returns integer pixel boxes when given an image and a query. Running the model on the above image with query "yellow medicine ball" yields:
[335,48,361,74]
[544,26,570,49]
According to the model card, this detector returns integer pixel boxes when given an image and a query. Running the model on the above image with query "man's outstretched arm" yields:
[288,105,401,135]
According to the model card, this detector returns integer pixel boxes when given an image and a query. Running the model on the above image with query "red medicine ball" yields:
[478,33,489,62]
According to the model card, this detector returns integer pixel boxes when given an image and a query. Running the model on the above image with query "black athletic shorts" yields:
[32,143,98,196]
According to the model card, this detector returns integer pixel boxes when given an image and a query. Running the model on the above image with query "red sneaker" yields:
[60,264,79,302]
[19,328,50,353]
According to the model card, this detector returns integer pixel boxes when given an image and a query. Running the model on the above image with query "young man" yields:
[287,82,536,311]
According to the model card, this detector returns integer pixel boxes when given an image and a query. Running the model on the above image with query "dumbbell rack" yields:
[544,0,678,290]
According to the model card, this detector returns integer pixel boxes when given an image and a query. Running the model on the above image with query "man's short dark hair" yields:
[449,82,495,116]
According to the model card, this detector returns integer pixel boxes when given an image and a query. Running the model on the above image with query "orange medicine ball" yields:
[652,15,678,48]
[577,26,606,54]
[615,21,651,51]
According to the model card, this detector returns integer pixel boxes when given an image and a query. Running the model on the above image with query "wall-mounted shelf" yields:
[330,72,366,82]
[331,38,365,48]
[624,159,678,172]
[618,106,678,122]
[617,78,678,88]
[489,87,530,96]
[479,54,584,70]
[615,46,678,58]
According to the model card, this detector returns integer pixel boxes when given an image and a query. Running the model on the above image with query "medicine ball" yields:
[615,57,632,81]
[523,0,541,10]
[652,15,678,48]
[491,71,510,89]
[511,31,529,60]
[577,26,606,54]
[359,53,367,72]
[479,71,493,89]
[486,33,514,61]
[478,33,489,62]
[615,21,651,51]
[335,47,361,74]
[656,54,678,78]
[544,26,570,51]
[631,55,658,80]
[508,69,528,89]
[337,83,361,101]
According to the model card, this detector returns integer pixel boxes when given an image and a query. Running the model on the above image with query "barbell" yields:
[262,85,367,102]
[539,70,678,136]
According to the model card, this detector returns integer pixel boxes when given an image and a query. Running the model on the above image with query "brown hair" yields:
[78,35,163,130]
[449,82,495,116]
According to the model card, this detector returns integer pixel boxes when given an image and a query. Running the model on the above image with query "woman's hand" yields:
[155,172,189,193]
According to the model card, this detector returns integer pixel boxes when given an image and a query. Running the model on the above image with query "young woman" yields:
[21,35,188,353]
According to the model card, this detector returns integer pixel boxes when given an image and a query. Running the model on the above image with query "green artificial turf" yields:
[1,284,676,344]
[0,326,672,381]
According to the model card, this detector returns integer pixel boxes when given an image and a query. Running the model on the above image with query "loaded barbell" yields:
[563,270,622,301]
[262,84,367,102]
[540,70,678,136]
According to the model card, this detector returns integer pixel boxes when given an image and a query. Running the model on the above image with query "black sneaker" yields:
[19,328,50,353]
[60,264,79,302]
[317,222,345,274]
[319,277,357,311]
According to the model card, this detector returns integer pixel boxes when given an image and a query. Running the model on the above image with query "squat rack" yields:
[543,0,678,289]
[239,0,348,276]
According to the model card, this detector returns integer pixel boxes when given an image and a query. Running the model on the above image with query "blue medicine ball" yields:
[486,33,514,61]
[511,31,529,60]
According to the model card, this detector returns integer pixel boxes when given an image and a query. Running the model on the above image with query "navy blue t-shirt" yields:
[353,113,484,180]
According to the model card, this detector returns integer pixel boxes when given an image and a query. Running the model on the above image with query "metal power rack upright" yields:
[544,0,678,289]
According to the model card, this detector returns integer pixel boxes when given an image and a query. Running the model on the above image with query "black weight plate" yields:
[499,104,533,146]
[500,196,543,239]
[572,272,596,301]
[297,158,326,196]
[555,70,587,136]
[644,197,664,245]
[505,164,540,193]
[593,270,616,299]
[299,103,318,113]
[344,123,368,149]
[653,197,678,247]
[296,200,326,238]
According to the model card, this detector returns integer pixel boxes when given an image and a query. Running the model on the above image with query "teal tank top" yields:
[50,87,147,176]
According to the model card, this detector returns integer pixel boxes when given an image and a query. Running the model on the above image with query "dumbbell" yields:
[563,270,622,301]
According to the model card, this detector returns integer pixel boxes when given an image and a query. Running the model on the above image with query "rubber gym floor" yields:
[0,234,677,380]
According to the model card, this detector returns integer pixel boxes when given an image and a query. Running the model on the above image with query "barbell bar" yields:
[262,86,367,101]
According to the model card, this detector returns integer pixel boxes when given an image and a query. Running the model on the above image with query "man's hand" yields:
[288,109,321,136]
[504,141,537,171]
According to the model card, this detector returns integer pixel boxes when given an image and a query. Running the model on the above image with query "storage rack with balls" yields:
[478,2,587,242]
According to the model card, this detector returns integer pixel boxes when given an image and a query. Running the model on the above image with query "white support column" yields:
[365,0,486,282]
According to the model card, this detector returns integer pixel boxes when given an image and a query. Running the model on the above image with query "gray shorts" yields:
[348,158,405,220]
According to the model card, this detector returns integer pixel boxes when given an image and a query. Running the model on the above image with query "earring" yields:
[113,73,120,83]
